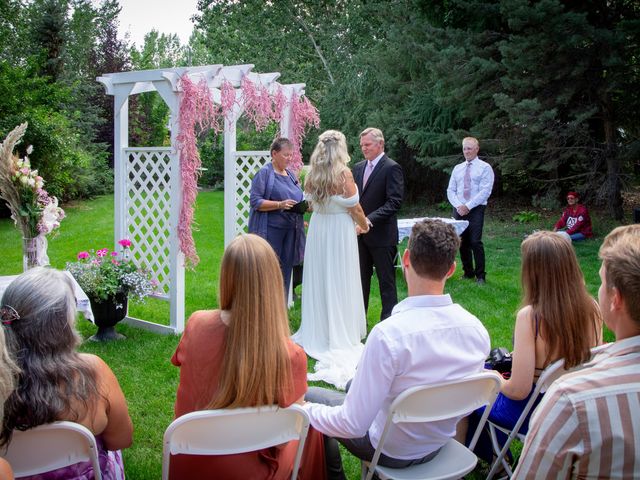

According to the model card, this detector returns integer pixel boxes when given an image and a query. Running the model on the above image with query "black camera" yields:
[485,347,513,373]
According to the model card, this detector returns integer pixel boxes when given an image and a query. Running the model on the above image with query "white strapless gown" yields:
[292,193,367,389]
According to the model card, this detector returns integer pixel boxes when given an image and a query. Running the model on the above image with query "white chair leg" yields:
[360,461,368,480]
[487,424,511,480]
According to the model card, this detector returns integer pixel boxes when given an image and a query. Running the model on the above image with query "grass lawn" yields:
[0,192,620,479]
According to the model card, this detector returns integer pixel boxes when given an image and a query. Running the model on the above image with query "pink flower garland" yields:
[286,93,320,172]
[271,86,288,123]
[177,75,222,267]
[177,75,319,266]
[241,77,273,131]
[220,80,237,121]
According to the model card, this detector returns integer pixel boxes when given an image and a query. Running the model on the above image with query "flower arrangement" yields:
[176,75,319,268]
[0,123,65,238]
[66,239,156,302]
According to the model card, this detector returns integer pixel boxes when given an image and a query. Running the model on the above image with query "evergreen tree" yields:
[90,0,130,166]
[31,0,68,80]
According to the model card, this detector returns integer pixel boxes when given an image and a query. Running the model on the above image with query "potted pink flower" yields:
[66,239,156,340]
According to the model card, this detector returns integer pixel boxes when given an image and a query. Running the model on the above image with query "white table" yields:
[397,217,469,242]
[0,271,94,322]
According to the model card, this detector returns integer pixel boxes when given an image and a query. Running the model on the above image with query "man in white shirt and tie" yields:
[304,219,490,479]
[447,137,494,284]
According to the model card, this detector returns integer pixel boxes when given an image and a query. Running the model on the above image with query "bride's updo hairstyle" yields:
[306,130,351,206]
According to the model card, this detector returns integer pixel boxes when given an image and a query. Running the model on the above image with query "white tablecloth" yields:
[0,271,94,322]
[397,217,469,242]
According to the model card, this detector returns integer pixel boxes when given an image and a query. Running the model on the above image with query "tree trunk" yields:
[602,94,623,220]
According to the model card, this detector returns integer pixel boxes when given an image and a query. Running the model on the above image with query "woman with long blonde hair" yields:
[170,234,326,479]
[468,231,602,460]
[292,130,369,389]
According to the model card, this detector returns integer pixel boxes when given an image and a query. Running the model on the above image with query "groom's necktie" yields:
[363,161,374,187]
[463,161,472,201]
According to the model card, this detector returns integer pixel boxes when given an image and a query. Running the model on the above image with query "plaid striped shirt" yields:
[513,335,640,479]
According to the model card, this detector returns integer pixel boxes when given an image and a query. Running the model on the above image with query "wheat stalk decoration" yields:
[0,123,29,235]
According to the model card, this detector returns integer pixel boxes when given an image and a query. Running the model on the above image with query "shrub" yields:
[512,211,541,223]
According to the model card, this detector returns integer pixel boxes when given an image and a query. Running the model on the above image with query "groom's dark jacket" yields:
[353,154,404,248]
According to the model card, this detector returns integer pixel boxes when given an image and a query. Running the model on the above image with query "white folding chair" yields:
[485,344,611,480]
[361,370,503,480]
[162,404,310,480]
[0,421,102,479]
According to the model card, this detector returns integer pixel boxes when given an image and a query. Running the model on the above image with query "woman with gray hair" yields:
[0,307,18,480]
[293,130,369,389]
[248,137,306,299]
[0,267,133,480]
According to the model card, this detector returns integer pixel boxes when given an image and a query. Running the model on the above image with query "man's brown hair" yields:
[407,219,460,280]
[599,224,640,325]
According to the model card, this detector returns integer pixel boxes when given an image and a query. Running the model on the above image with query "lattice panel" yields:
[125,148,173,298]
[234,152,270,236]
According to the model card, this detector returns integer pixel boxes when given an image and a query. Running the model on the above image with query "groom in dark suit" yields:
[354,128,404,320]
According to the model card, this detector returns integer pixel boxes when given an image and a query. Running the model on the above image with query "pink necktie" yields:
[363,161,374,187]
[463,161,472,201]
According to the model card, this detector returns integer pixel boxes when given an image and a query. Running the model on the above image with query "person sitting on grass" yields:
[170,234,326,480]
[459,231,602,464]
[0,267,133,480]
[303,219,490,480]
[553,191,593,241]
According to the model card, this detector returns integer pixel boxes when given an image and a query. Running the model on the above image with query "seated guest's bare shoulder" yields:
[0,458,13,480]
[183,310,226,333]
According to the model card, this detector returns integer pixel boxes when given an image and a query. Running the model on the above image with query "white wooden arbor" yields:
[97,65,305,334]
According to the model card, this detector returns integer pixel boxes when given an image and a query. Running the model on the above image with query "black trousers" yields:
[358,240,398,320]
[453,205,487,279]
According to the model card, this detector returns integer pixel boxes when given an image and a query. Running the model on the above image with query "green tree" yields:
[375,1,640,216]
[192,0,382,159]
[0,0,23,60]
[30,0,69,80]
[193,0,639,215]
[90,0,131,166]
[129,30,186,147]
[0,61,110,200]
[0,0,119,201]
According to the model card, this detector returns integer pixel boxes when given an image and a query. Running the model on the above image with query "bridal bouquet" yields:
[0,124,65,251]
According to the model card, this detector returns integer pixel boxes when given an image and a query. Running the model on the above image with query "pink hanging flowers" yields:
[271,86,288,123]
[241,77,274,131]
[177,75,223,267]
[175,73,320,267]
[220,80,237,121]
[286,93,320,172]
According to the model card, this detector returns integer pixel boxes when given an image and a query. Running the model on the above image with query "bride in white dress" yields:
[292,130,370,389]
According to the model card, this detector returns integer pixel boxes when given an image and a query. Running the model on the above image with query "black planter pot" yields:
[88,292,128,341]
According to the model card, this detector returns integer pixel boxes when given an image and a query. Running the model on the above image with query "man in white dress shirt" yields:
[304,219,491,479]
[447,137,494,284]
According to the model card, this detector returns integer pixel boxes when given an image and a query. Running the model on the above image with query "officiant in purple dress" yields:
[248,138,305,298]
